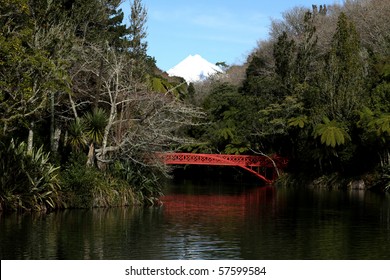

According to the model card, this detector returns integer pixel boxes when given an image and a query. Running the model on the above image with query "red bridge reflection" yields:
[161,186,279,223]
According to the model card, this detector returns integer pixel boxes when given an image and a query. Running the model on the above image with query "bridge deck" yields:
[157,153,287,184]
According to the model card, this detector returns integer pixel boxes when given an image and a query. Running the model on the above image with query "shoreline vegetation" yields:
[1,0,390,212]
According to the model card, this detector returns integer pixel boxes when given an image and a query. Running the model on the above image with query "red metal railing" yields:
[157,153,287,184]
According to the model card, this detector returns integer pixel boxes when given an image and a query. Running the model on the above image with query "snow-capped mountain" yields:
[167,54,223,83]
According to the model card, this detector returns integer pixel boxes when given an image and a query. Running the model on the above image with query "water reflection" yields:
[1,184,390,260]
[160,186,277,259]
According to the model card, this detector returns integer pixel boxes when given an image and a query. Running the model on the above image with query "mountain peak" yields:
[167,54,223,83]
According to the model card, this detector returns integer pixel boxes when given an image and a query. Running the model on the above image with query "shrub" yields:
[0,140,62,212]
[110,160,163,205]
[379,165,390,192]
[60,153,141,208]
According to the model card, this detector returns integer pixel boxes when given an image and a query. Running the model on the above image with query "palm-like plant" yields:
[368,113,390,168]
[66,118,87,151]
[65,108,108,169]
[369,113,390,139]
[66,108,108,152]
[288,115,309,129]
[84,108,108,145]
[313,117,351,148]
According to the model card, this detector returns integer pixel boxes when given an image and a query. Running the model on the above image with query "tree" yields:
[313,117,351,148]
[128,0,148,60]
[321,12,366,121]
[345,0,390,57]
[295,11,319,84]
[270,6,309,40]
[273,31,296,93]
[0,0,70,152]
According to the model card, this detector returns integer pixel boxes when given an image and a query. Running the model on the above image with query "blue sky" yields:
[121,0,338,71]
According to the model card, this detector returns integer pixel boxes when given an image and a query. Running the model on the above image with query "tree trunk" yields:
[86,143,95,167]
[52,127,61,153]
[94,58,104,109]
[98,97,117,170]
[50,92,55,152]
[68,92,79,119]
[27,122,34,154]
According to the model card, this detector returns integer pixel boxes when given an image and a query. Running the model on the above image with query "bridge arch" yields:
[157,153,287,184]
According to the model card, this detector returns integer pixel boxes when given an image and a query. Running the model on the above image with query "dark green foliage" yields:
[66,118,87,151]
[2,0,390,197]
[0,0,182,210]
[369,56,390,112]
[59,0,129,49]
[84,108,108,145]
[274,31,296,92]
[198,83,253,153]
[242,55,280,101]
[127,0,149,81]
[313,117,351,148]
[379,165,390,192]
[150,76,187,98]
[110,160,162,206]
[128,0,148,58]
[191,8,390,190]
[0,0,69,128]
[0,139,62,211]
[322,12,366,121]
[295,11,318,84]
[60,153,96,207]
[188,82,196,100]
[60,153,140,208]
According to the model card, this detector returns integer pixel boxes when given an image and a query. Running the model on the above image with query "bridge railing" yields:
[158,153,287,168]
[154,152,288,183]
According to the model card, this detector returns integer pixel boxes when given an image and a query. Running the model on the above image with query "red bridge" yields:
[157,153,288,184]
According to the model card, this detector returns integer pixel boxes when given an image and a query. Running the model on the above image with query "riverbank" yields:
[0,144,159,212]
[275,170,390,193]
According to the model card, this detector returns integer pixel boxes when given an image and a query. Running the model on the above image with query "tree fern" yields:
[370,113,390,137]
[313,117,351,148]
[288,115,308,128]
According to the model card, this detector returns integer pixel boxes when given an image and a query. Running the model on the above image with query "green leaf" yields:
[313,119,351,148]
[84,108,108,144]
[66,119,87,151]
[288,115,308,128]
[369,114,390,137]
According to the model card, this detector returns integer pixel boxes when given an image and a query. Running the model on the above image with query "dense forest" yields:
[0,0,202,211]
[191,0,390,191]
[1,0,390,212]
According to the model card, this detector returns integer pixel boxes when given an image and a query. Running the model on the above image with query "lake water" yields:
[1,179,390,260]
